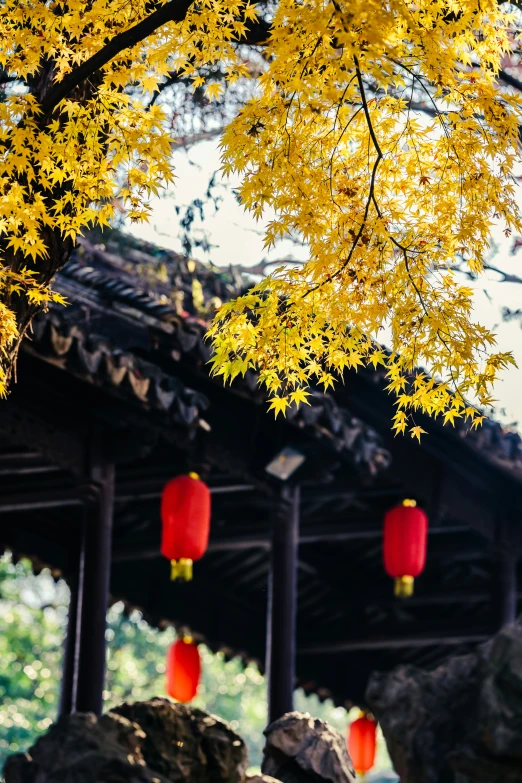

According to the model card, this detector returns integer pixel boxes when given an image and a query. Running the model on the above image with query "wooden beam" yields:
[299,522,471,544]
[0,450,44,462]
[297,629,491,654]
[111,521,472,562]
[111,533,271,562]
[0,488,82,512]
[0,464,58,477]
[0,483,257,513]
[115,481,257,503]
[358,587,495,609]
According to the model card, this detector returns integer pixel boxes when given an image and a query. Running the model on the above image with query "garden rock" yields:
[4,698,248,783]
[262,711,356,783]
[366,618,522,783]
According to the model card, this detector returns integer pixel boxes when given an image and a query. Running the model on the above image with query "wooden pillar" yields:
[266,485,300,724]
[59,572,80,715]
[493,548,518,629]
[74,443,115,715]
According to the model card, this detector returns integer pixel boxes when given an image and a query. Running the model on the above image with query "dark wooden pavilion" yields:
[1,227,521,722]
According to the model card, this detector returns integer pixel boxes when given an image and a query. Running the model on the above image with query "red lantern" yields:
[348,714,377,775]
[166,638,201,703]
[383,499,428,597]
[161,472,211,581]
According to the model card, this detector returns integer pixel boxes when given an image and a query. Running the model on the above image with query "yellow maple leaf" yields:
[205,82,224,102]
[268,396,290,417]
[289,388,311,406]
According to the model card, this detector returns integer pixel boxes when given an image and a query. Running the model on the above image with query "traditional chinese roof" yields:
[44,230,391,474]
[2,227,522,708]
[61,228,522,481]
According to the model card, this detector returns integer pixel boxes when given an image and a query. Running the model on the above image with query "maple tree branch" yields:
[174,128,223,146]
[149,69,184,105]
[148,61,228,105]
[355,59,383,158]
[232,258,306,275]
[24,0,522,120]
[39,0,195,117]
[303,60,382,300]
[353,59,436,327]
[455,258,522,285]
[39,4,270,118]
[485,262,522,284]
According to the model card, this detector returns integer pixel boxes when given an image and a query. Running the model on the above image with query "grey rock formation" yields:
[3,700,356,783]
[4,698,248,783]
[367,619,522,783]
[262,712,356,783]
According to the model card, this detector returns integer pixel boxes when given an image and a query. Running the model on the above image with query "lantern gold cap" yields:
[188,472,200,480]
[171,558,193,581]
[394,575,414,598]
[402,498,417,507]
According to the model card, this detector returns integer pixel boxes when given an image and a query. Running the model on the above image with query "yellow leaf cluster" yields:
[0,264,66,395]
[210,0,522,435]
[0,0,257,365]
[0,0,519,436]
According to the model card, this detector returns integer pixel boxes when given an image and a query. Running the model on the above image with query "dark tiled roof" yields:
[27,310,209,429]
[354,361,522,480]
[456,417,522,473]
[27,229,392,477]
[31,225,522,480]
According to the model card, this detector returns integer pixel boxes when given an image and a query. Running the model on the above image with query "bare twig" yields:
[173,129,223,147]
[231,258,306,276]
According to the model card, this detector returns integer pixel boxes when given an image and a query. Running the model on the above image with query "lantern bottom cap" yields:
[394,575,414,598]
[171,558,193,581]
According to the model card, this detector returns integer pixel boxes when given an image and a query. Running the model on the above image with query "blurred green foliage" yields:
[0,555,392,775]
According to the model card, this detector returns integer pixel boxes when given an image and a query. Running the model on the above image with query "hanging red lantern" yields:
[161,472,211,581]
[348,714,377,776]
[383,499,428,598]
[166,638,201,703]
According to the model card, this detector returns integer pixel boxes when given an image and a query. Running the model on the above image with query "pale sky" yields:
[126,139,522,430]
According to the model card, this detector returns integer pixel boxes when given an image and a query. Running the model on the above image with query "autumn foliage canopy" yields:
[0,0,521,435]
